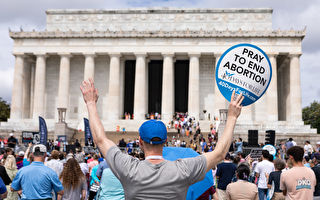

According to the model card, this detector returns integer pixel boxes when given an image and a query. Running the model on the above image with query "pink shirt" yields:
[88,160,98,175]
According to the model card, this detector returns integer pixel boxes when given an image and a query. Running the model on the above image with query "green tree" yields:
[0,97,10,121]
[303,101,320,133]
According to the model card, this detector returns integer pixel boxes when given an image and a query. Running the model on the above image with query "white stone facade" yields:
[2,8,316,136]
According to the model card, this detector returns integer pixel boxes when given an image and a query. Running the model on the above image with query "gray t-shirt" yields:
[106,146,207,200]
[60,178,87,200]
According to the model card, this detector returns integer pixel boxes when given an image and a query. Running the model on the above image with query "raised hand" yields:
[80,78,99,104]
[228,90,244,119]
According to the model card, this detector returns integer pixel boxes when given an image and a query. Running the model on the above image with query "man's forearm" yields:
[86,102,116,156]
[87,103,106,144]
[204,115,237,171]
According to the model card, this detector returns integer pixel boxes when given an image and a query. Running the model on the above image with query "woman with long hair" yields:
[4,155,18,200]
[57,158,87,200]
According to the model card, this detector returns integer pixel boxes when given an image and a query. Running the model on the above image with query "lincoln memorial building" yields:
[3,8,317,142]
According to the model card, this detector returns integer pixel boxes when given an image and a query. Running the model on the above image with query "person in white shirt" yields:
[45,150,63,177]
[255,150,275,200]
[304,141,313,156]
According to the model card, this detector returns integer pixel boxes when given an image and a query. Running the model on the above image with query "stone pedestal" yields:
[54,122,74,142]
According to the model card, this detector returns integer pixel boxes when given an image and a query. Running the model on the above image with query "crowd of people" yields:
[0,80,319,200]
[0,142,128,200]
[0,135,318,199]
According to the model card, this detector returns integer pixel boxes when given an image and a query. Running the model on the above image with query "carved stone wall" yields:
[46,8,273,32]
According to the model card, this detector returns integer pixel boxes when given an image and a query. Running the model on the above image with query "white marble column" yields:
[78,53,96,119]
[134,53,147,120]
[57,53,71,109]
[289,53,302,121]
[213,54,228,120]
[22,59,33,119]
[33,53,47,118]
[161,53,174,121]
[10,53,25,119]
[106,53,121,120]
[188,53,200,120]
[119,58,125,119]
[29,63,35,118]
[83,53,95,80]
[266,53,278,121]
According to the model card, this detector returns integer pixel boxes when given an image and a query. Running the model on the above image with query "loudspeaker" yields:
[248,130,258,147]
[265,130,275,146]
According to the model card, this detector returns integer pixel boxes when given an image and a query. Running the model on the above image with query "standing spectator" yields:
[316,142,320,152]
[255,150,275,200]
[235,138,243,154]
[89,163,100,200]
[216,153,237,199]
[23,143,32,167]
[15,151,24,170]
[267,158,286,200]
[74,139,81,151]
[4,155,18,200]
[45,150,63,177]
[304,141,313,156]
[285,138,294,151]
[0,162,11,186]
[6,134,17,149]
[54,139,61,151]
[180,140,186,148]
[77,155,89,176]
[118,139,126,151]
[226,163,258,200]
[280,146,316,200]
[200,138,207,153]
[11,144,64,199]
[311,152,320,199]
[96,166,125,200]
[58,158,87,200]
[126,140,133,154]
[88,154,99,175]
[0,178,7,199]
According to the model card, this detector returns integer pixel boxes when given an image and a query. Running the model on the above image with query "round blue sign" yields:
[216,43,272,106]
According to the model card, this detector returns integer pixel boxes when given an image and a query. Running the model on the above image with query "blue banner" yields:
[84,118,93,145]
[39,116,48,145]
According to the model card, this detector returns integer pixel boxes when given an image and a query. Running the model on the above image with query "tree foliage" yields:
[303,101,320,133]
[0,98,10,121]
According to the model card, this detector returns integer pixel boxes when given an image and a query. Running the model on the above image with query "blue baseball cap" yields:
[139,120,167,144]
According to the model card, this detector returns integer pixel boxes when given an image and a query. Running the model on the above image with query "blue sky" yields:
[0,0,319,107]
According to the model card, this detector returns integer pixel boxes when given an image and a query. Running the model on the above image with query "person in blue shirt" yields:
[96,159,109,179]
[126,140,133,154]
[235,138,243,153]
[11,144,64,199]
[96,167,124,200]
[216,153,237,199]
[0,177,7,199]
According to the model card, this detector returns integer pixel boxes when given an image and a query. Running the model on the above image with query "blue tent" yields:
[163,147,214,200]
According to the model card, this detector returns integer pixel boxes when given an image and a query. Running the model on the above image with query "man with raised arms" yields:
[80,79,243,200]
